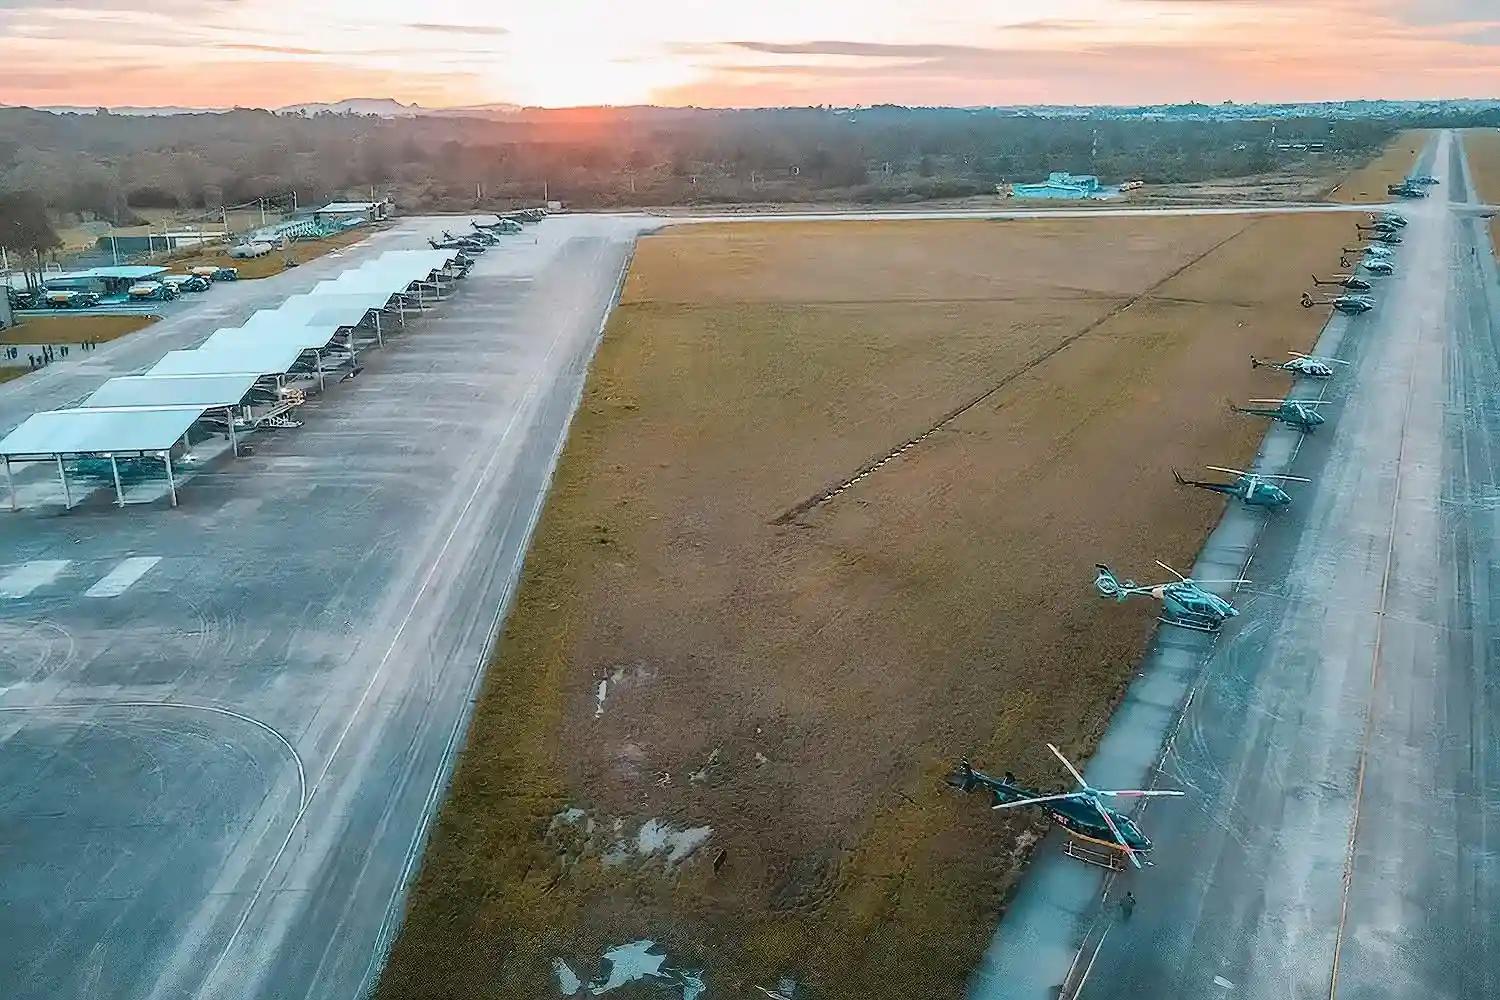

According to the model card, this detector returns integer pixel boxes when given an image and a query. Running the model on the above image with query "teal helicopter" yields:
[1251,351,1351,379]
[1231,397,1332,432]
[1311,273,1373,292]
[1351,257,1396,276]
[1095,560,1246,631]
[1345,243,1396,259]
[948,744,1185,868]
[1174,465,1309,509]
[1372,211,1408,228]
[1302,291,1374,314]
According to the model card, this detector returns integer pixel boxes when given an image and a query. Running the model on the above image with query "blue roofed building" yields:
[1007,172,1122,200]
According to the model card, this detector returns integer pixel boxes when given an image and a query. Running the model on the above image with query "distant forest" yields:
[0,104,1491,225]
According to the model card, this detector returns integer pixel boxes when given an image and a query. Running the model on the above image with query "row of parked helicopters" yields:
[950,207,1409,869]
[427,209,548,252]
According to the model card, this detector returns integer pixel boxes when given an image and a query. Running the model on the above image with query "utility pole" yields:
[221,204,229,237]
[259,198,266,226]
[110,230,119,266]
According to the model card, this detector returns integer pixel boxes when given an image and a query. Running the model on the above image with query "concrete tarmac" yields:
[972,132,1499,1000]
[0,213,657,999]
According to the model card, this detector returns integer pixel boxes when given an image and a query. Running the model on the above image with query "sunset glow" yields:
[3,0,1500,109]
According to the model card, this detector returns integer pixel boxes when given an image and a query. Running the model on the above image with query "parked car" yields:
[162,274,211,293]
[45,290,100,309]
[127,280,179,302]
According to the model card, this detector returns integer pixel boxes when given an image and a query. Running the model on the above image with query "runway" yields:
[971,131,1499,1000]
[0,213,656,999]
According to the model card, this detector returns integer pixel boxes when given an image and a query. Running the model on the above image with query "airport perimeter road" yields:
[0,213,657,1000]
[974,131,1499,1000]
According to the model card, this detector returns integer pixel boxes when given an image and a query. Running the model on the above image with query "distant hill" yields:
[26,105,228,116]
[274,97,425,117]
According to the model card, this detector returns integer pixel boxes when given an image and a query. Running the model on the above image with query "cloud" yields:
[406,22,508,36]
[729,40,990,59]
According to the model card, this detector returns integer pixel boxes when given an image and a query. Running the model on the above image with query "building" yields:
[1007,172,1122,200]
[42,266,168,298]
[93,230,225,258]
[313,201,389,227]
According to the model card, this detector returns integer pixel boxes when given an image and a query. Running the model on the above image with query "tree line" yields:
[0,103,1490,243]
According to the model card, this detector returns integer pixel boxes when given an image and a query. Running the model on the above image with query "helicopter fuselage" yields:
[952,766,1152,853]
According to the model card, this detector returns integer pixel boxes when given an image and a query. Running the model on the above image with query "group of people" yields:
[8,340,101,371]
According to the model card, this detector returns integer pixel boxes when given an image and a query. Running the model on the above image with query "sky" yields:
[3,0,1500,110]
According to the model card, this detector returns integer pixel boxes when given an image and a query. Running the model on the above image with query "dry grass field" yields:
[379,211,1355,1000]
[1461,128,1500,248]
[0,313,157,345]
[1330,128,1428,202]
[0,367,26,385]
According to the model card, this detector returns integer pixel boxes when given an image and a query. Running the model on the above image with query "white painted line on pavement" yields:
[0,560,70,599]
[84,556,162,598]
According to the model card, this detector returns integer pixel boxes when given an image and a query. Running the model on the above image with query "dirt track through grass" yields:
[379,212,1358,1000]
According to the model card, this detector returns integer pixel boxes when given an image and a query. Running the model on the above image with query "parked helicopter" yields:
[1174,466,1309,510]
[1372,212,1408,228]
[1345,243,1396,259]
[1341,255,1396,276]
[1251,351,1351,379]
[475,217,524,234]
[948,745,1185,868]
[1388,180,1426,199]
[1302,291,1375,314]
[1230,397,1332,432]
[1095,560,1245,631]
[1311,273,1373,292]
[1355,226,1402,245]
[454,228,501,246]
[429,235,486,252]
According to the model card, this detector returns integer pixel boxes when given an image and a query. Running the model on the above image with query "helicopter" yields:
[1355,226,1402,245]
[1302,291,1374,314]
[475,217,524,234]
[1230,397,1332,432]
[1411,174,1440,186]
[1388,180,1427,199]
[1251,351,1351,379]
[1371,211,1407,228]
[948,745,1185,868]
[429,235,486,252]
[454,228,501,246]
[1341,255,1396,276]
[1344,243,1396,259]
[1173,465,1309,510]
[1311,273,1373,292]
[1095,560,1246,631]
[1363,216,1403,234]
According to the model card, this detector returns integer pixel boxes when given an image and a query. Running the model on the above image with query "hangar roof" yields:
[83,373,260,410]
[0,406,204,457]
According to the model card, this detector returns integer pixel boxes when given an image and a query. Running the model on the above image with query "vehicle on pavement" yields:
[127,280,178,302]
[948,744,1185,869]
[1094,560,1245,631]
[1230,396,1332,433]
[1173,465,1308,510]
[45,289,100,309]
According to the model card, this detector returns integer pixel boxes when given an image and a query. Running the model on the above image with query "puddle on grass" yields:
[550,808,712,869]
[553,958,582,996]
[557,940,706,998]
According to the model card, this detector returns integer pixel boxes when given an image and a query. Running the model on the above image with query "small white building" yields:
[313,201,389,227]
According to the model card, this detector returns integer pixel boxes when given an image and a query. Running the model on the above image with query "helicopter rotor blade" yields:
[1205,465,1247,477]
[1047,742,1090,790]
[1153,560,1188,582]
[1091,796,1142,869]
[1188,578,1251,586]
[990,792,1081,811]
[1097,789,1187,798]
[1260,474,1311,483]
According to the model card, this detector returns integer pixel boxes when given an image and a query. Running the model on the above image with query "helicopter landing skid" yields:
[1157,614,1221,634]
[1063,839,1130,872]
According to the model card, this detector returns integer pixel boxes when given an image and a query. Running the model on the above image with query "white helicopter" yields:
[1250,351,1351,379]
[1343,243,1395,259]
